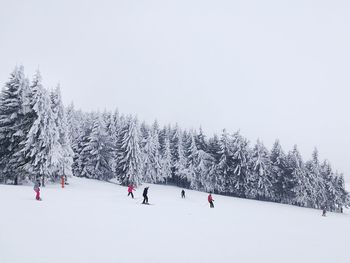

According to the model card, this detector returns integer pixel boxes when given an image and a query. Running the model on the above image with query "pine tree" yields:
[158,125,168,155]
[333,174,350,210]
[195,127,207,151]
[230,131,251,197]
[79,116,114,180]
[159,135,172,183]
[217,129,234,194]
[170,125,188,187]
[150,121,162,182]
[196,149,214,192]
[249,140,273,200]
[205,134,221,192]
[116,116,142,186]
[22,71,59,185]
[141,124,161,183]
[0,66,30,184]
[185,131,199,189]
[305,148,325,209]
[105,111,117,139]
[101,110,119,178]
[50,85,74,179]
[321,161,337,210]
[101,110,110,131]
[189,129,213,191]
[72,115,93,178]
[286,145,310,207]
[66,103,83,149]
[270,140,288,203]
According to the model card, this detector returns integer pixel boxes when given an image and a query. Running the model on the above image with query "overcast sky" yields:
[0,0,349,180]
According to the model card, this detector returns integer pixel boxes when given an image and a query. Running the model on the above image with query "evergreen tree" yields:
[249,140,273,200]
[305,149,325,209]
[72,115,93,178]
[22,71,59,185]
[333,174,350,210]
[50,85,74,179]
[101,110,110,131]
[185,131,199,189]
[105,111,117,139]
[66,103,83,149]
[170,125,188,187]
[217,129,234,194]
[191,129,213,192]
[79,116,114,180]
[205,134,222,192]
[102,110,119,177]
[195,127,208,151]
[141,124,161,183]
[230,132,251,197]
[159,135,172,184]
[270,140,288,202]
[196,149,214,191]
[116,116,142,186]
[0,66,30,184]
[286,146,310,206]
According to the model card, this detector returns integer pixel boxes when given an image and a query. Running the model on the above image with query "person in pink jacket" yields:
[127,184,135,199]
[208,193,214,208]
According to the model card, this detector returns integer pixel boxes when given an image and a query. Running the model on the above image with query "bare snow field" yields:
[1,177,349,263]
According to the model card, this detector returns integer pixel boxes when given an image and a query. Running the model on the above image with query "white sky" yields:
[0,0,349,180]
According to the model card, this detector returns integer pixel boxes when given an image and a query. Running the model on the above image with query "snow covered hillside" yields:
[1,177,349,263]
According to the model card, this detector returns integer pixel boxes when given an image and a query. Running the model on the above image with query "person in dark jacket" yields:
[181,189,185,198]
[142,187,149,204]
[322,206,327,217]
[33,179,41,201]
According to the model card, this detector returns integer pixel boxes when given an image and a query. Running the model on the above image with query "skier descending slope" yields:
[208,192,214,208]
[181,189,185,198]
[127,184,135,199]
[61,175,65,188]
[33,179,41,201]
[142,187,149,204]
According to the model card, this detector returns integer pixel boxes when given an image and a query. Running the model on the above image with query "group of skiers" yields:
[126,185,333,213]
[127,184,150,204]
[127,184,215,208]
[33,180,332,214]
[33,175,68,201]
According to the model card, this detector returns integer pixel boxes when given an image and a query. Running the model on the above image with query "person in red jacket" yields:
[208,192,214,208]
[127,184,135,199]
[61,175,65,188]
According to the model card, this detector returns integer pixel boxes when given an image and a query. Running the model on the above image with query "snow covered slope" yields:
[1,177,349,263]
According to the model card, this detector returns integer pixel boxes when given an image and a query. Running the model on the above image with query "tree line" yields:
[1,66,349,211]
[0,66,72,186]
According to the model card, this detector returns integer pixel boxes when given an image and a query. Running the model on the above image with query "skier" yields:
[181,189,185,198]
[127,184,135,199]
[64,175,69,185]
[142,187,149,204]
[322,206,327,217]
[208,192,214,208]
[61,175,65,188]
[33,179,41,201]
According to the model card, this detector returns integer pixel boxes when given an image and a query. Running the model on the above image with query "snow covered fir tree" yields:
[0,66,349,212]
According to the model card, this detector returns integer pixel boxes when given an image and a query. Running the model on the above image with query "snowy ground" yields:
[1,177,349,263]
